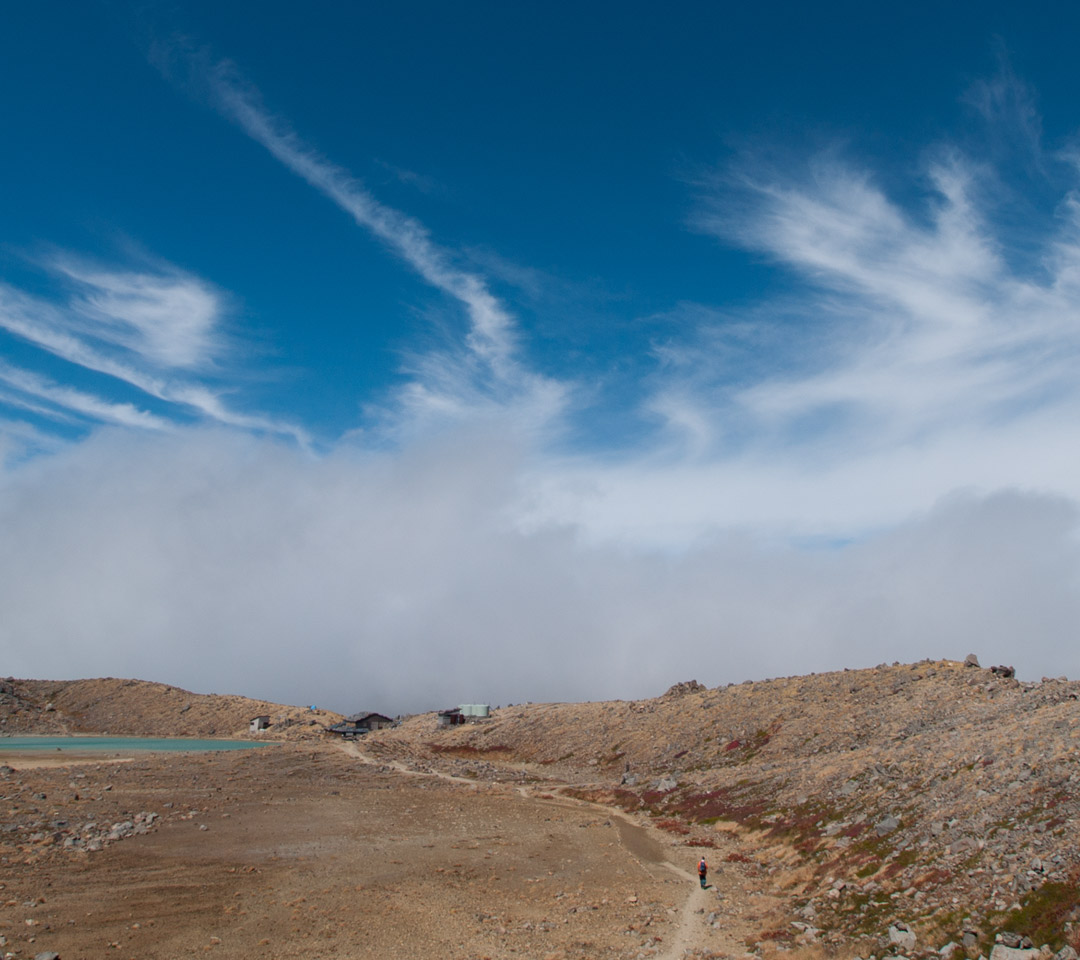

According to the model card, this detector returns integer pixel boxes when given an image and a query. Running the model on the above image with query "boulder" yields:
[664,680,706,697]
[889,923,917,952]
[989,947,1040,960]
[965,654,981,667]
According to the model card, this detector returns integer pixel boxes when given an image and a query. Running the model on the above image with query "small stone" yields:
[875,816,900,837]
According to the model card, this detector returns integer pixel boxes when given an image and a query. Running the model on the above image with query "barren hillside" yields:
[0,677,342,739]
[4,659,1079,956]
[367,658,1080,953]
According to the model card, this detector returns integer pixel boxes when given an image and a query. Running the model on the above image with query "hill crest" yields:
[4,659,1080,951]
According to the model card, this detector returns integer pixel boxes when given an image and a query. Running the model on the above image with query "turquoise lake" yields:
[0,736,274,753]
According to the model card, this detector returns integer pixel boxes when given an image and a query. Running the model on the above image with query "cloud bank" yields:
[2,428,1076,714]
[5,62,1080,710]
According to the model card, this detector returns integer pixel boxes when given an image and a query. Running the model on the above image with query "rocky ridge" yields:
[4,659,1080,959]
[368,658,1080,957]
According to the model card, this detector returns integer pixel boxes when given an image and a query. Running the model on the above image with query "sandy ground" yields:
[0,755,133,770]
[0,742,782,960]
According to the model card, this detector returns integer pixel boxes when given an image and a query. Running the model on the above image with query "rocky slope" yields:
[369,658,1080,956]
[4,659,1080,957]
[0,677,341,740]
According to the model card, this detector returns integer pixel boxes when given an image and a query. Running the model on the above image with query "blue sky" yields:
[3,3,1080,710]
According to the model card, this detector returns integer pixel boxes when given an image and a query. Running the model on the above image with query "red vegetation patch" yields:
[663,787,770,825]
[725,852,754,863]
[759,806,826,851]
[426,743,512,756]
[917,867,953,886]
[880,859,910,882]
[656,819,690,835]
[683,838,718,848]
[758,929,795,942]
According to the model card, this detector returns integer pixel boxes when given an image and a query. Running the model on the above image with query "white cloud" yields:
[692,155,1080,454]
[0,415,66,466]
[0,360,170,431]
[207,63,569,438]
[0,265,308,444]
[60,262,222,370]
[6,60,1080,706]
[0,386,80,425]
[1,428,1075,712]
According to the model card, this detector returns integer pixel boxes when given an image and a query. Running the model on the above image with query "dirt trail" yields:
[338,739,760,959]
[657,882,709,960]
[337,739,482,787]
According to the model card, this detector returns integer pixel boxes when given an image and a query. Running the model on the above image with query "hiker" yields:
[698,855,708,889]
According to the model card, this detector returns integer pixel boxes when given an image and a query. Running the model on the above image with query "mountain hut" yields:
[328,711,395,738]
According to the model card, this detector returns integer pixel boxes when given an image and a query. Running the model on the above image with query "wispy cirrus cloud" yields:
[684,151,1080,459]
[0,385,80,424]
[0,359,170,430]
[204,61,569,436]
[517,79,1080,548]
[59,261,223,370]
[0,260,308,449]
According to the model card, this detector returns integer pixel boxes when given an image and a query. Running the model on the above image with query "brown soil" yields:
[0,742,774,960]
[4,658,1080,958]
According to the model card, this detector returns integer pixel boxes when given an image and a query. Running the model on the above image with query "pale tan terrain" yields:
[1,659,1079,960]
[2,677,340,740]
[0,742,773,960]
